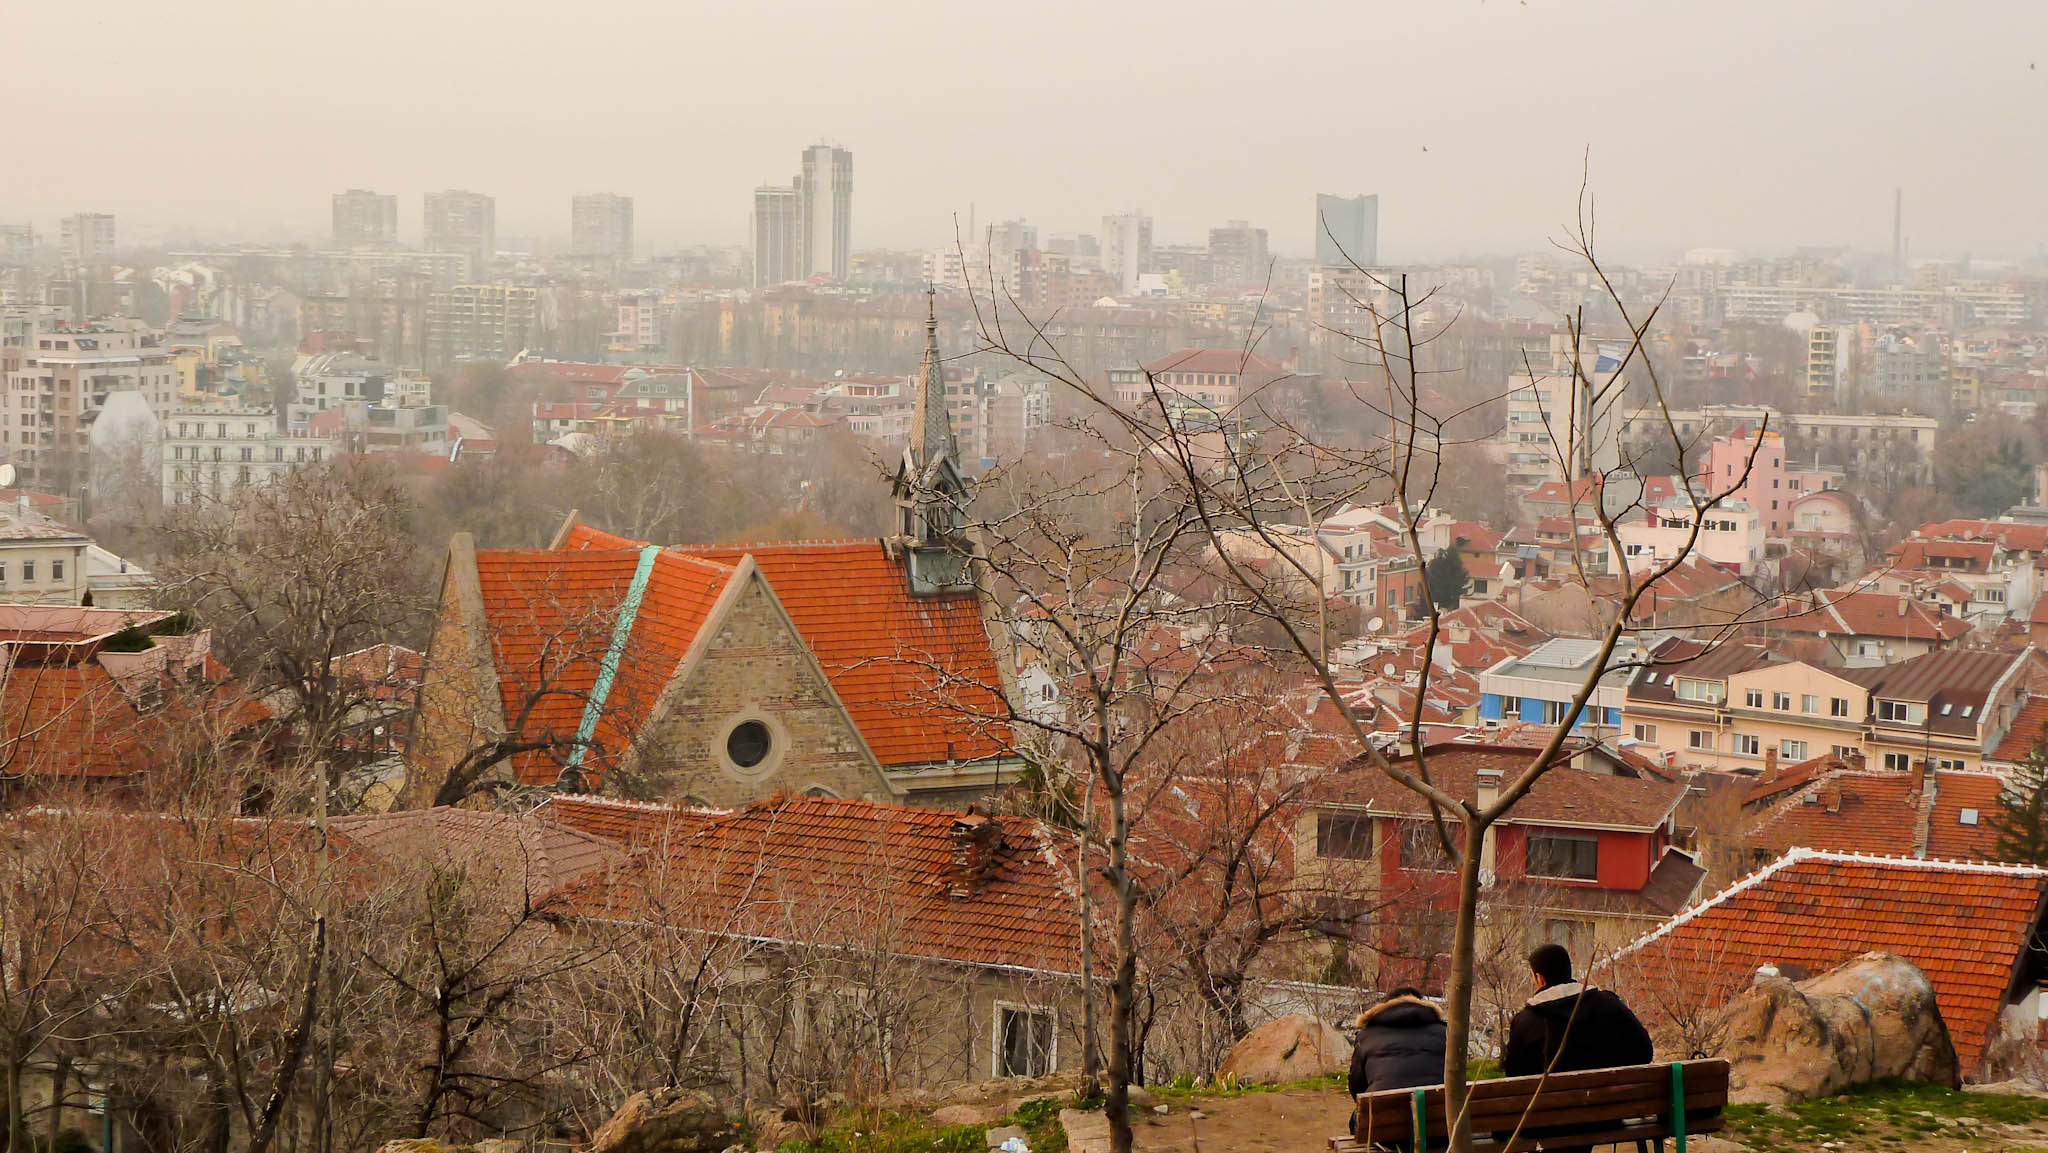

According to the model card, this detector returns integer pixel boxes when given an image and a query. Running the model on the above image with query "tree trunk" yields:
[1078,782,1101,1094]
[47,1057,69,1150]
[3,1043,25,1153]
[1440,823,1488,1153]
[1105,780,1137,1153]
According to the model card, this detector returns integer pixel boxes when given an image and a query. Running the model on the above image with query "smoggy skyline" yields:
[5,0,2044,263]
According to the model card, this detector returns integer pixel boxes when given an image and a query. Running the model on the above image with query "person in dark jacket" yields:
[1349,986,1447,1100]
[1502,943,1654,1077]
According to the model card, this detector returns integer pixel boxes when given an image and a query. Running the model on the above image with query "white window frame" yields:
[991,1001,1058,1079]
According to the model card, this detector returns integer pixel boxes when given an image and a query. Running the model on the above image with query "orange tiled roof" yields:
[472,547,737,784]
[674,540,1010,767]
[1748,769,2008,862]
[1993,694,2048,763]
[559,795,1080,974]
[540,793,728,845]
[557,521,1012,768]
[1610,850,2048,1070]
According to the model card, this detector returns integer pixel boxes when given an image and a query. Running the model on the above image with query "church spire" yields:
[911,286,957,473]
[892,287,973,597]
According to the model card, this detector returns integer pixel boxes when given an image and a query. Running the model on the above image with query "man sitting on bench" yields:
[1500,944,1654,1151]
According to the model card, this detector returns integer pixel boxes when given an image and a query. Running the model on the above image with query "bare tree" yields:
[150,458,432,795]
[967,187,1778,1152]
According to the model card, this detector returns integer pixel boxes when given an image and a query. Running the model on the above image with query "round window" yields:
[726,720,773,769]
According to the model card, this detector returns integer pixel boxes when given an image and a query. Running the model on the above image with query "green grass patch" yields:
[1720,1078,2048,1151]
[1150,1071,1347,1100]
[780,1110,990,1153]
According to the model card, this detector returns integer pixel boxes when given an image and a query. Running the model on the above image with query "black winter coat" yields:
[1501,982,1653,1078]
[1348,995,1447,1103]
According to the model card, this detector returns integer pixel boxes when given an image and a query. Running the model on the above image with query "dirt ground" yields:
[1127,1086,1352,1153]
[1111,1083,2048,1153]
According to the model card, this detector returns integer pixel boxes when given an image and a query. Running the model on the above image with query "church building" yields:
[402,305,1022,809]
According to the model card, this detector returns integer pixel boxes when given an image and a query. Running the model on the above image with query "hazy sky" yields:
[5,0,2044,262]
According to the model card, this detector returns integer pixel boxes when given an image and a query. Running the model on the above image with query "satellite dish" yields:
[0,464,15,487]
[1383,663,1398,677]
[1367,616,1385,633]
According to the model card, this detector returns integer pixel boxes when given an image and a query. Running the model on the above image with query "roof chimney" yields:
[1764,745,1779,779]
[947,806,1002,898]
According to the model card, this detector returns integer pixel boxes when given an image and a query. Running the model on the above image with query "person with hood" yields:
[1502,943,1653,1077]
[1349,986,1447,1101]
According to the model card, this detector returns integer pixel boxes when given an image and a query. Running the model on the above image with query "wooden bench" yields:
[1330,1059,1728,1153]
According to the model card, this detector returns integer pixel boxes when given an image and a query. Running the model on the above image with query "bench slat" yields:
[1337,1117,1723,1153]
[1343,1060,1730,1149]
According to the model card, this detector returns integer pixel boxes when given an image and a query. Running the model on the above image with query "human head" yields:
[1528,943,1573,989]
[1384,985,1424,1000]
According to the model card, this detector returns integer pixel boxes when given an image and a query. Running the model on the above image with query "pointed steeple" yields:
[892,288,973,597]
[910,286,957,474]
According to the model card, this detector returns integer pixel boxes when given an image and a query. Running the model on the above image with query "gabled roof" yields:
[552,522,1011,770]
[330,806,625,905]
[1609,849,2048,1070]
[678,540,1009,766]
[1315,745,1686,832]
[1913,519,2048,553]
[1772,588,1970,643]
[1991,694,2048,763]
[472,545,736,784]
[559,795,1081,974]
[1835,646,2032,736]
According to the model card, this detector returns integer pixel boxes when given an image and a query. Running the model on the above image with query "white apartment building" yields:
[1494,334,1629,490]
[59,214,116,263]
[162,408,335,504]
[3,322,179,489]
[0,514,91,605]
[289,351,428,429]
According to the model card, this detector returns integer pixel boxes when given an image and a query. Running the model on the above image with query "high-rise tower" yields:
[798,143,853,280]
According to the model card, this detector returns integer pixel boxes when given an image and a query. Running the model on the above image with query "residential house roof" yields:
[1913,519,2048,554]
[1835,646,2033,739]
[1769,588,1970,644]
[330,806,626,906]
[1627,638,1777,704]
[1747,769,2006,862]
[558,794,1082,975]
[1318,745,1687,832]
[1609,849,2048,1070]
[1991,694,2048,763]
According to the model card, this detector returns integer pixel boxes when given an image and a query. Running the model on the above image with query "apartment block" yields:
[59,214,116,263]
[162,407,334,504]
[3,322,179,490]
[571,193,634,264]
[332,189,399,248]
[423,191,495,280]
[425,284,538,367]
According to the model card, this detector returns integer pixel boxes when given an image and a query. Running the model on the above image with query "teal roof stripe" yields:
[567,544,661,771]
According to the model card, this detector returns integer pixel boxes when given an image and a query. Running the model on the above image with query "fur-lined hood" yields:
[1353,994,1444,1029]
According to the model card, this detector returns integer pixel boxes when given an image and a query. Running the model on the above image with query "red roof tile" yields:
[560,795,1080,974]
[555,521,1012,769]
[675,540,1010,767]
[1993,694,2048,763]
[1316,745,1686,832]
[1610,850,2048,1070]
[472,547,737,785]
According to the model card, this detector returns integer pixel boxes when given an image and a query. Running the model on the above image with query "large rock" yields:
[590,1088,734,1153]
[1214,1014,1350,1084]
[1717,951,1960,1104]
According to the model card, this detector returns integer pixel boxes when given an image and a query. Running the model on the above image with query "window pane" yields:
[1316,813,1373,860]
